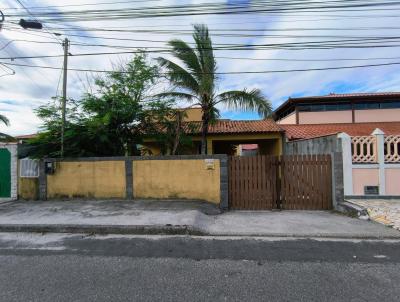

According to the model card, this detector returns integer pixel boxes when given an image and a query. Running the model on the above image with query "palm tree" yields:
[157,24,272,154]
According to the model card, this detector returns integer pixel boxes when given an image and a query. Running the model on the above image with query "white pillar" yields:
[338,132,353,196]
[372,128,386,195]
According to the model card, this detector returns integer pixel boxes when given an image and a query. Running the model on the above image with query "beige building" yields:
[274,92,400,125]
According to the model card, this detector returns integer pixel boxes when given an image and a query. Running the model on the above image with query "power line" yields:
[6,0,400,23]
[4,38,400,62]
[4,0,162,10]
[3,48,400,61]
[0,63,15,77]
[5,24,400,42]
[2,60,400,75]
[14,0,64,45]
[5,26,400,51]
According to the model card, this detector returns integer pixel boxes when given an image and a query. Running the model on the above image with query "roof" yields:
[282,122,400,140]
[15,134,37,139]
[274,92,400,117]
[184,119,283,135]
[289,92,400,101]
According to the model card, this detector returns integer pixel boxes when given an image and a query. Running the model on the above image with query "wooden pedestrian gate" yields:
[229,156,278,210]
[228,155,332,210]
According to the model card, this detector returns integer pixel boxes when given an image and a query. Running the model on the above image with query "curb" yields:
[0,224,206,236]
[0,224,399,239]
[338,201,369,219]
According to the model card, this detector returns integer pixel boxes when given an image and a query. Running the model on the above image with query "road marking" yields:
[373,255,388,259]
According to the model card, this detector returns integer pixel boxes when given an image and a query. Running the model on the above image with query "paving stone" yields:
[349,199,400,231]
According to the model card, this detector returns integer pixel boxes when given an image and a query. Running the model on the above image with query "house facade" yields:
[274,92,400,125]
[141,107,284,157]
[275,92,400,198]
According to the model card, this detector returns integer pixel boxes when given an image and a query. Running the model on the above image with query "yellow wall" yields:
[207,133,283,155]
[133,159,220,204]
[18,178,39,200]
[142,132,283,156]
[47,161,126,199]
[182,107,203,122]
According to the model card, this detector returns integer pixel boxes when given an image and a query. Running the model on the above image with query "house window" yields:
[380,101,400,109]
[336,103,352,110]
[354,102,380,110]
[20,158,39,178]
[354,101,400,110]
[298,103,351,112]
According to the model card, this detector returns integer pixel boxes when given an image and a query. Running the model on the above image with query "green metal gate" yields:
[0,148,11,198]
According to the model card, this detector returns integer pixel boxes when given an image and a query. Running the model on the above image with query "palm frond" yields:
[153,92,197,102]
[192,24,216,94]
[156,57,199,94]
[168,39,202,78]
[216,89,273,118]
[0,114,10,126]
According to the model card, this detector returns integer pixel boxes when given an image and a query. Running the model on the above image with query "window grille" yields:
[20,158,39,178]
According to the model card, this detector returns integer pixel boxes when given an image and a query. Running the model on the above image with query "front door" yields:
[0,149,11,198]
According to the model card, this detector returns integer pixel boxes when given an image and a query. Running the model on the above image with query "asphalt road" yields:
[0,233,399,302]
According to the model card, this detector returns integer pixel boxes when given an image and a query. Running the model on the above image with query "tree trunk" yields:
[172,111,183,155]
[201,111,209,155]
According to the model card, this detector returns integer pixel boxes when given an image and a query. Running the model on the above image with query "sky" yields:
[1,0,400,135]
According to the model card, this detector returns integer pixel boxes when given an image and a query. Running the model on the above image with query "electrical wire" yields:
[0,63,15,77]
[14,0,64,45]
[4,38,400,62]
[2,60,400,75]
[6,0,400,23]
[3,0,162,10]
[5,26,400,51]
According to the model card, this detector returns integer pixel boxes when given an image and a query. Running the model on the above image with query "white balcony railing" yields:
[350,133,400,164]
[384,135,400,163]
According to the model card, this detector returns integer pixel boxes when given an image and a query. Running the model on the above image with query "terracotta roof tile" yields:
[184,119,283,135]
[282,122,400,140]
[15,134,37,139]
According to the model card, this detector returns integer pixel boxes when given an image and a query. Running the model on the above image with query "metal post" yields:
[61,38,69,158]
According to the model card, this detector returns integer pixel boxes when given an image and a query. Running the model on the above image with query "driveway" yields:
[347,199,400,231]
[0,199,399,238]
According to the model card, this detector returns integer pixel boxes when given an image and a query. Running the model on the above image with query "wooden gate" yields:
[228,154,332,210]
[229,156,278,210]
[280,155,332,210]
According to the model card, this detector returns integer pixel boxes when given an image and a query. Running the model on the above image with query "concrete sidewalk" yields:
[0,200,399,238]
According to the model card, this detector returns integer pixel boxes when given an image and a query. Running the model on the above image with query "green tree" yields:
[29,53,178,157]
[28,98,87,157]
[143,103,194,155]
[157,24,272,154]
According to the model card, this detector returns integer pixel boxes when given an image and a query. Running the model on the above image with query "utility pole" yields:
[61,38,69,158]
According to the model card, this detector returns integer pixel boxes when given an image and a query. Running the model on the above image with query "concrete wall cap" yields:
[372,128,385,135]
[337,132,351,138]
